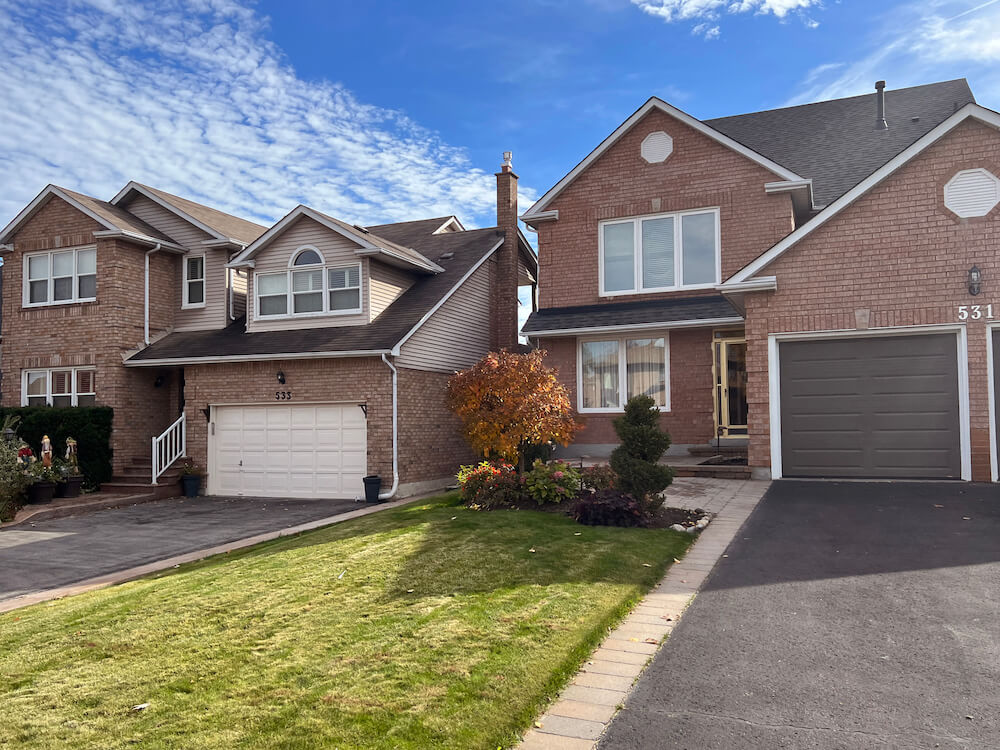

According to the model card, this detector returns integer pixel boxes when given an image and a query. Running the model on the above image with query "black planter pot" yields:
[181,474,202,498]
[54,476,84,498]
[26,480,57,505]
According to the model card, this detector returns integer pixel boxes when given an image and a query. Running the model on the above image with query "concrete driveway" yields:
[599,481,1000,749]
[0,495,359,601]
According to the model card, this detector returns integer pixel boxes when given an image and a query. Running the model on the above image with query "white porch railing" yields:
[152,414,186,484]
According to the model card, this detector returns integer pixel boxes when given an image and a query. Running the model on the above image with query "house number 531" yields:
[957,304,995,321]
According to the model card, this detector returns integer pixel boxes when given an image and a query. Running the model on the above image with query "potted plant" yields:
[54,458,84,498]
[26,462,59,505]
[180,461,203,498]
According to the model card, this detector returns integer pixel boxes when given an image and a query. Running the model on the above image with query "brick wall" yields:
[1,196,179,471]
[537,329,718,449]
[536,107,795,309]
[744,118,1000,481]
[397,367,477,482]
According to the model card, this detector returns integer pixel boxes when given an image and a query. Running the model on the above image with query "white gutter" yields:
[717,276,777,293]
[124,349,392,367]
[93,230,185,253]
[143,243,162,345]
[524,315,745,339]
[379,353,399,500]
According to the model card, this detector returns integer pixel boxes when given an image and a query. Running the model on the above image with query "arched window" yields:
[291,247,322,266]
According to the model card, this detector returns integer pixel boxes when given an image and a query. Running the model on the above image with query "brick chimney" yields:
[492,151,519,351]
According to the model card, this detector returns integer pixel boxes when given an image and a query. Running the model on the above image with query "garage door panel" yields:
[211,404,367,499]
[780,333,961,479]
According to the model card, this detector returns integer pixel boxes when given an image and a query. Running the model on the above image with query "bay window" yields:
[24,246,97,306]
[23,368,96,407]
[256,248,362,319]
[578,334,668,412]
[599,208,719,296]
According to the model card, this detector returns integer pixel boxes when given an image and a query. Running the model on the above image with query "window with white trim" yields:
[23,368,97,407]
[578,335,668,412]
[23,246,97,306]
[256,249,362,318]
[183,256,206,307]
[599,208,719,296]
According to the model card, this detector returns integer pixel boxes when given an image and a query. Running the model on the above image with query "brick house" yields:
[523,79,1000,482]
[0,159,536,498]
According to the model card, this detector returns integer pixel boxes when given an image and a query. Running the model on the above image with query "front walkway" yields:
[520,477,770,749]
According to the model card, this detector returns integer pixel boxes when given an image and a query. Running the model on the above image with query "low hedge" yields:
[0,407,114,489]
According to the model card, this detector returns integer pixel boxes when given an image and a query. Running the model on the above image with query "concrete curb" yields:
[0,495,423,614]
[518,479,770,750]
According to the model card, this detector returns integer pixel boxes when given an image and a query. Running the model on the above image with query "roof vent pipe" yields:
[875,80,888,130]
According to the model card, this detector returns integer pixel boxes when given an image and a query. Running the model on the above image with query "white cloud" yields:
[0,0,535,229]
[786,0,1000,106]
[692,22,722,39]
[631,0,821,24]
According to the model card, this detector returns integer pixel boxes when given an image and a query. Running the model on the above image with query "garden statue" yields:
[17,442,34,465]
[65,436,78,468]
[40,434,53,468]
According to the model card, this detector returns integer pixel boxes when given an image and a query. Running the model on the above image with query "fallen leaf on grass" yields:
[642,563,651,567]
[529,548,536,553]
[406,589,414,594]
[338,570,346,580]
[574,532,582,536]
[130,704,149,712]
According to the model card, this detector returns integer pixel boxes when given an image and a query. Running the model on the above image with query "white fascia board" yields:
[717,276,777,293]
[92,230,187,253]
[525,315,744,339]
[520,209,559,226]
[124,348,391,367]
[522,97,803,219]
[764,179,812,193]
[111,182,228,241]
[391,238,503,356]
[354,246,444,273]
[201,237,247,249]
[728,103,1000,284]
[0,185,118,244]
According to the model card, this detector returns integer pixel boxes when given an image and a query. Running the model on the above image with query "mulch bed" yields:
[471,494,709,530]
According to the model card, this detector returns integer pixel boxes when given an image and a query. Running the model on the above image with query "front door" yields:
[715,337,748,437]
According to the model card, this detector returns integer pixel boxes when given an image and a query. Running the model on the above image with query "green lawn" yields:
[0,494,691,749]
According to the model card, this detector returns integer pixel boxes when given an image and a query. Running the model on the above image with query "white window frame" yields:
[598,207,721,297]
[254,251,363,320]
[22,245,98,308]
[21,367,97,407]
[182,254,207,309]
[576,332,671,413]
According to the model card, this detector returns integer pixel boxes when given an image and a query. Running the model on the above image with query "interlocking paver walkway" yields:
[519,477,769,750]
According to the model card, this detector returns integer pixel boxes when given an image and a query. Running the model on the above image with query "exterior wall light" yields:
[277,371,286,385]
[969,265,982,296]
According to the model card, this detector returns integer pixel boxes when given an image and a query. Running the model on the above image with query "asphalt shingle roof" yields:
[58,187,176,243]
[365,217,457,245]
[128,227,504,362]
[706,79,976,206]
[522,295,740,335]
[133,183,268,245]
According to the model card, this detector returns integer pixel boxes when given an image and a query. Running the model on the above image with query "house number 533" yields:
[957,304,995,321]
[275,391,292,400]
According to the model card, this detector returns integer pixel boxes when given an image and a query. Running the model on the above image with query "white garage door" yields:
[210,404,367,499]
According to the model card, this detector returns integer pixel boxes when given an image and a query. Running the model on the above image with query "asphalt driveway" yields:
[0,495,359,601]
[600,480,1000,750]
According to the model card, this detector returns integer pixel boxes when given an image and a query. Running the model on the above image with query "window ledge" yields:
[22,298,98,310]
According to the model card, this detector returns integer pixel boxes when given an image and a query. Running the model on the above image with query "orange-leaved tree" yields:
[447,349,582,471]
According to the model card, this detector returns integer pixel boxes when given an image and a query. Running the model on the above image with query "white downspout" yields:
[143,243,161,345]
[379,353,399,499]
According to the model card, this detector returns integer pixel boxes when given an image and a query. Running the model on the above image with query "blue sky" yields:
[2,0,1000,232]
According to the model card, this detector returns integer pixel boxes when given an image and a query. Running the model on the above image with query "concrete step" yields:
[670,463,751,480]
[687,443,749,457]
[113,469,182,484]
[101,480,181,500]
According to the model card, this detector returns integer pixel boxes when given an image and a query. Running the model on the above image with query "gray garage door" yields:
[779,333,961,479]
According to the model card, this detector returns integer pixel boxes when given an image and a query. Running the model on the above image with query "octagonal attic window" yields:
[944,168,1000,218]
[641,131,673,164]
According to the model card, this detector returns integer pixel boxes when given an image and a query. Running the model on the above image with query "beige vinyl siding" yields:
[123,193,231,331]
[369,261,415,321]
[230,268,248,320]
[175,250,230,330]
[247,216,369,333]
[122,194,214,249]
[397,260,491,372]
